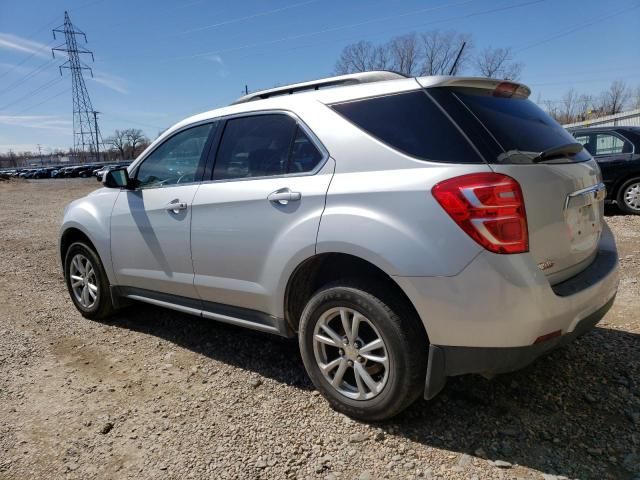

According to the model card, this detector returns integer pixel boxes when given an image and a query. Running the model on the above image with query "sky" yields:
[0,0,639,154]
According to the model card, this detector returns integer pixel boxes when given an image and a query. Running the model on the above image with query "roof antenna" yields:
[448,41,466,76]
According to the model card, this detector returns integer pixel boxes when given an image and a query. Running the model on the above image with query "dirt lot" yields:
[0,178,638,480]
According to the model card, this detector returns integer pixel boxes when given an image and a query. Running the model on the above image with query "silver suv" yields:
[60,71,619,420]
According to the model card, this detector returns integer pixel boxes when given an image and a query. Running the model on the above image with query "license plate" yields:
[564,183,605,253]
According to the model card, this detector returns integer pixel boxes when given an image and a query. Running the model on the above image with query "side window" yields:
[213,115,296,180]
[136,123,214,188]
[330,91,482,163]
[573,134,593,154]
[595,133,629,156]
[288,127,323,173]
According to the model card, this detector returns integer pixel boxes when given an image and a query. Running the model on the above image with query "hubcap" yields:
[623,182,640,211]
[312,307,389,400]
[69,254,98,308]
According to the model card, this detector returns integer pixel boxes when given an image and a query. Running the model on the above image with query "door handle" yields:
[268,189,301,205]
[166,200,188,214]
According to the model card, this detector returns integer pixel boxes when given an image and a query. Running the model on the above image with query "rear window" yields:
[454,90,591,162]
[330,91,482,163]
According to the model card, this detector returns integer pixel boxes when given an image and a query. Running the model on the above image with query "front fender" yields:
[59,188,120,283]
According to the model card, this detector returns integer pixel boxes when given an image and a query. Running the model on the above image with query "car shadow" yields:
[605,203,626,217]
[102,305,639,479]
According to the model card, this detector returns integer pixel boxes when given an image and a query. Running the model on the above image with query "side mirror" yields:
[102,167,131,189]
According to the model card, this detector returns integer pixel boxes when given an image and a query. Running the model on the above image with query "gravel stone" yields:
[492,460,512,468]
[348,432,368,443]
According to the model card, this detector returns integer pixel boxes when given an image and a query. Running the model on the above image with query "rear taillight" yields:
[432,172,528,254]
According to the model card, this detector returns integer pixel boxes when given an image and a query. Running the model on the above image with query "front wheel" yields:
[298,283,427,421]
[64,242,117,320]
[617,177,640,215]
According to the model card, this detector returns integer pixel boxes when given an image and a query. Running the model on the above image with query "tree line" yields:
[334,30,640,125]
[0,127,150,168]
[542,81,640,125]
[334,30,523,80]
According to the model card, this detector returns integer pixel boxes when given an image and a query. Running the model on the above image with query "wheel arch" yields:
[612,172,640,200]
[284,252,429,341]
[59,223,114,283]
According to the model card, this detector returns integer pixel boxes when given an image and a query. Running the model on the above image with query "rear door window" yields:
[213,114,296,180]
[330,91,482,163]
[594,133,631,155]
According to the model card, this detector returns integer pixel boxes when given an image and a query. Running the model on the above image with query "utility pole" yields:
[52,12,102,163]
[92,110,100,162]
[37,144,43,166]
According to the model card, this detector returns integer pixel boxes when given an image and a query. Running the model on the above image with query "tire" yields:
[616,177,640,215]
[64,241,116,320]
[298,282,427,421]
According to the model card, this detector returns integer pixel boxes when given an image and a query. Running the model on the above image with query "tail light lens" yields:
[432,172,528,254]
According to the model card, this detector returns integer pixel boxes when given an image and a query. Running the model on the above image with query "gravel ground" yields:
[0,178,639,480]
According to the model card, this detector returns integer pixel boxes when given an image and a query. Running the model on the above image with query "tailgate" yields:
[492,160,605,283]
[426,79,606,284]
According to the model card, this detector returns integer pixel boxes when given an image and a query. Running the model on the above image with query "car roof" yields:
[130,71,531,169]
[569,126,640,133]
[172,72,530,130]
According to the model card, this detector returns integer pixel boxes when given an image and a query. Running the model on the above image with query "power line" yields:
[516,2,640,53]
[174,0,322,36]
[0,0,105,81]
[10,87,70,116]
[0,58,56,94]
[167,0,477,61]
[0,39,55,82]
[99,113,165,131]
[194,0,543,68]
[0,77,63,111]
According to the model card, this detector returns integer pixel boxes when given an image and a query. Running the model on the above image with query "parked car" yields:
[569,126,640,214]
[53,166,74,178]
[93,164,119,181]
[60,72,619,420]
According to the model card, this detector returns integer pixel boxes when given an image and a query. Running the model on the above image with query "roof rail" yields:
[231,70,407,105]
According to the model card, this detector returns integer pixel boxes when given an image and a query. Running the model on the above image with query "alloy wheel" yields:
[69,253,98,308]
[312,307,389,400]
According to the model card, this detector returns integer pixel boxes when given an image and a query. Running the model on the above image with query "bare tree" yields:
[598,80,630,115]
[542,100,561,123]
[559,88,579,124]
[420,30,472,75]
[632,85,640,109]
[334,41,376,74]
[576,93,594,121]
[386,33,422,76]
[105,129,129,160]
[474,47,523,80]
[125,128,148,159]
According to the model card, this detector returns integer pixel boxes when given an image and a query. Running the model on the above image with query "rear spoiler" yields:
[416,76,531,99]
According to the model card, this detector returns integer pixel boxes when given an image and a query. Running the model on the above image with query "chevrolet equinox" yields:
[60,71,619,420]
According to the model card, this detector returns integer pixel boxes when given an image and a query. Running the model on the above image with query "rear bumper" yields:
[393,223,619,400]
[424,295,615,399]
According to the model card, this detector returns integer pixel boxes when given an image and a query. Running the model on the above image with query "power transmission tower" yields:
[52,11,102,163]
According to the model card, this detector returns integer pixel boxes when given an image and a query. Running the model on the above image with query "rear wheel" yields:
[298,282,427,421]
[64,242,116,320]
[617,177,640,215]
